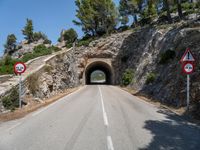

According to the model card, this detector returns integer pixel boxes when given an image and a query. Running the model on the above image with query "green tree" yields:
[59,28,78,47]
[163,0,172,23]
[176,0,183,19]
[62,28,78,43]
[119,0,143,26]
[33,32,51,44]
[22,19,34,43]
[73,0,118,36]
[4,34,17,55]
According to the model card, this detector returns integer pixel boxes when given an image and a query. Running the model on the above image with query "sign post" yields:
[14,62,26,108]
[187,75,190,111]
[180,48,195,111]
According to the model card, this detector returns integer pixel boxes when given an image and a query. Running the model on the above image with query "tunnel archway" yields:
[85,61,113,85]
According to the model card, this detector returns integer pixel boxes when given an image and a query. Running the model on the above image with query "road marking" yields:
[98,86,114,150]
[98,86,109,126]
[32,86,86,117]
[8,122,21,131]
[107,136,114,150]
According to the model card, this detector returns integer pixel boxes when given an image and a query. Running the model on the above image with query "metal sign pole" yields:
[187,74,190,111]
[19,74,22,108]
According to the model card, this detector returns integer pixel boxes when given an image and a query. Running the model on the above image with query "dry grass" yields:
[0,87,80,122]
[27,73,40,95]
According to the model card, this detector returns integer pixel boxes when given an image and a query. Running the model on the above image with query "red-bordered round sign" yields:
[14,62,26,74]
[182,62,194,74]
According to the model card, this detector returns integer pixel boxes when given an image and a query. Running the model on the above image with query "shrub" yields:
[49,46,61,52]
[146,73,156,84]
[2,88,19,111]
[33,32,51,44]
[159,49,176,64]
[122,69,134,86]
[0,56,20,75]
[77,38,94,47]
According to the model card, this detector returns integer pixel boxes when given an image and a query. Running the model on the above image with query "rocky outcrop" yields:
[1,19,200,113]
[26,49,79,99]
[73,20,200,107]
[10,39,51,58]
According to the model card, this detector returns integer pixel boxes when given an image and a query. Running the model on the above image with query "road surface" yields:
[0,85,200,150]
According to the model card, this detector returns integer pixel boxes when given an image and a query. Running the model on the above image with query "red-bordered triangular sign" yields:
[180,48,195,63]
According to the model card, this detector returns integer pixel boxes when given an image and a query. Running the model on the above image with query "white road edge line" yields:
[107,136,114,150]
[8,122,21,131]
[98,86,109,126]
[32,86,86,117]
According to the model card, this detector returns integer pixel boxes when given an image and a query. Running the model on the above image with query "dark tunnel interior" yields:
[85,61,112,85]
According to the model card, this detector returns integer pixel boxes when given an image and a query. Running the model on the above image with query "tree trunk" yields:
[177,0,183,19]
[164,0,172,23]
[134,14,138,26]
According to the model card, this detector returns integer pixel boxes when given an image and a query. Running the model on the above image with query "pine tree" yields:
[4,34,17,55]
[22,19,34,43]
[119,0,143,26]
[73,0,118,36]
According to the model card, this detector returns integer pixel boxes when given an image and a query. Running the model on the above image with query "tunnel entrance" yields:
[85,61,113,85]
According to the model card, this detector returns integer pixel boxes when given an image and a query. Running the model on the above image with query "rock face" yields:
[10,39,51,58]
[1,19,200,113]
[26,49,79,99]
[73,20,200,107]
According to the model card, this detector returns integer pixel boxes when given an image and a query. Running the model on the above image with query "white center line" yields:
[98,85,114,150]
[99,86,109,126]
[107,136,114,150]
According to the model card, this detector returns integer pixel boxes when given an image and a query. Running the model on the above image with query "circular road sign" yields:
[183,62,194,74]
[14,62,26,74]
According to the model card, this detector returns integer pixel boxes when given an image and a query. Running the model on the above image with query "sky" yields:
[0,0,120,56]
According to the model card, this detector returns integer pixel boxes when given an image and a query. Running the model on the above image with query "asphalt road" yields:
[0,85,200,150]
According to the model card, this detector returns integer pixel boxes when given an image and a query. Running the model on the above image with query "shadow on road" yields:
[139,109,200,150]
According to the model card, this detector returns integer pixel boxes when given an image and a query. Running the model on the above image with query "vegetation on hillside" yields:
[0,45,61,75]
[122,69,134,86]
[2,88,19,111]
[58,28,78,48]
[73,0,118,36]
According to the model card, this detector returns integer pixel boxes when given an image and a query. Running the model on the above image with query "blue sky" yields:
[0,0,120,56]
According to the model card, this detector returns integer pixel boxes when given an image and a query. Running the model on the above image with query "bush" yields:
[0,56,20,75]
[2,88,19,111]
[159,50,176,64]
[122,69,134,86]
[146,73,156,84]
[77,38,94,47]
[49,46,61,52]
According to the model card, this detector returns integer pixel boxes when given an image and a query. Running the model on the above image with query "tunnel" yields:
[85,61,113,85]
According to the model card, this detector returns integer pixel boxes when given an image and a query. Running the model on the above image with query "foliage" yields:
[4,34,17,55]
[77,34,96,47]
[49,46,62,52]
[0,55,20,75]
[159,49,176,64]
[63,28,78,43]
[146,72,156,84]
[119,0,142,26]
[2,88,19,111]
[21,44,52,62]
[22,18,34,43]
[33,32,52,44]
[122,69,134,86]
[73,0,118,36]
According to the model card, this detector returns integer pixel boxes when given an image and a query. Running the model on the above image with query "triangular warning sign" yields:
[180,48,195,62]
